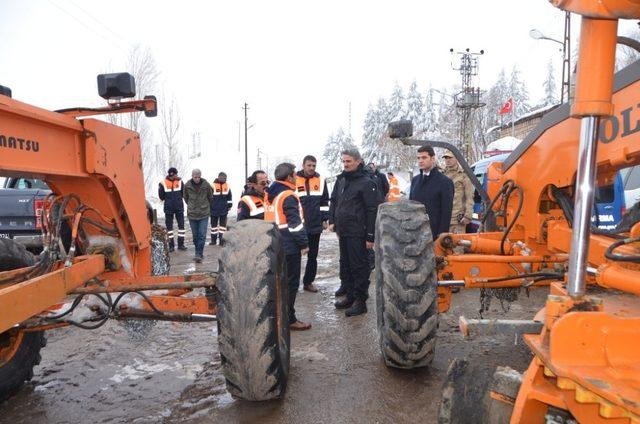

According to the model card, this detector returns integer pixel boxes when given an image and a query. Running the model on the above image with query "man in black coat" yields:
[409,145,454,239]
[329,148,379,317]
[366,162,390,202]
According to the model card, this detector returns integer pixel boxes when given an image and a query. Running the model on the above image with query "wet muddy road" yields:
[1,232,547,423]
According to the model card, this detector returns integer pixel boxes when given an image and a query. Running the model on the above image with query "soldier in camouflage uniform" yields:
[442,153,474,234]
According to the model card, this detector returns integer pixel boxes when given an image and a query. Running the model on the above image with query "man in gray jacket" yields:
[183,169,213,263]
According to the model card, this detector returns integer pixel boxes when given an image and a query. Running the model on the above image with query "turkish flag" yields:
[499,98,513,115]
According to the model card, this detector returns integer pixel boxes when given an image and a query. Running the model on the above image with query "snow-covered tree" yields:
[485,69,509,125]
[542,60,558,106]
[323,127,356,175]
[361,104,379,163]
[420,87,438,137]
[387,82,406,122]
[508,65,531,116]
[405,80,424,133]
[616,29,640,70]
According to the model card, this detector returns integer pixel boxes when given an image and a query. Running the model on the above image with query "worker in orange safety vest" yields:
[387,172,401,202]
[265,163,311,331]
[237,170,268,220]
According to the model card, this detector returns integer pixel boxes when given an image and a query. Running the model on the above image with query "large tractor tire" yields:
[0,238,46,403]
[215,219,289,401]
[375,200,438,369]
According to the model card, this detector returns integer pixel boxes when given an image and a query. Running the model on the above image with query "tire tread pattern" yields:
[375,200,438,369]
[0,239,46,403]
[216,220,289,401]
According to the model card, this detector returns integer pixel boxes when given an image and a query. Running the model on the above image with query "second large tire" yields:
[375,200,439,369]
[216,219,289,401]
[0,238,46,403]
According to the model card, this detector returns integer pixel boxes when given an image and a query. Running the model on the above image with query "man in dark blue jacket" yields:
[295,155,330,293]
[329,148,379,317]
[409,145,454,239]
[209,172,232,246]
[158,167,187,252]
[265,163,311,331]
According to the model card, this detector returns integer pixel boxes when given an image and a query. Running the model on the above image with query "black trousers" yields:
[210,214,228,243]
[286,253,302,324]
[165,211,185,248]
[302,233,321,286]
[338,236,370,301]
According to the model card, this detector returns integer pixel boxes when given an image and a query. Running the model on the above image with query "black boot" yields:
[334,286,347,297]
[345,300,367,317]
[209,234,217,246]
[335,297,354,309]
[169,241,175,253]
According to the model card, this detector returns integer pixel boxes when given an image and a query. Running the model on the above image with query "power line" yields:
[46,0,127,52]
[67,0,129,45]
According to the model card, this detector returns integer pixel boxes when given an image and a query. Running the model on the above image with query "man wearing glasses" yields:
[237,170,269,221]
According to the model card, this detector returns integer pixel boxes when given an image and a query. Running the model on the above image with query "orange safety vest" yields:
[212,182,230,195]
[388,175,401,202]
[240,195,265,217]
[295,174,325,197]
[162,178,183,192]
[264,182,304,230]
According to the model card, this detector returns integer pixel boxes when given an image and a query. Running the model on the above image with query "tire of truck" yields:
[120,224,169,340]
[215,219,290,401]
[375,199,438,369]
[437,344,533,423]
[0,238,46,403]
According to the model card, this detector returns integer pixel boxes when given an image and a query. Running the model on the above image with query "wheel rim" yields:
[0,329,24,367]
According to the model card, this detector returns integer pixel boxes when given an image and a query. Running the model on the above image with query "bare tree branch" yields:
[106,44,160,194]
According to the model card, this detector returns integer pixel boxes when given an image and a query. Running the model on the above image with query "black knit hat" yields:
[168,167,178,175]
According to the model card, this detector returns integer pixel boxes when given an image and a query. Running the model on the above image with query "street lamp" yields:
[529,29,563,47]
[529,13,571,104]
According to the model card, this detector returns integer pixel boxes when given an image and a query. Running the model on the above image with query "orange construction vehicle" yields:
[374,1,640,422]
[0,74,288,402]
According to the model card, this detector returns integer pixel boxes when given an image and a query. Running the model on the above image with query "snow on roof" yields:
[485,136,522,153]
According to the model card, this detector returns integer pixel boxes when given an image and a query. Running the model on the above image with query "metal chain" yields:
[479,287,521,318]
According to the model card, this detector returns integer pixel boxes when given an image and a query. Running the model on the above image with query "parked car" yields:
[620,165,640,211]
[0,177,50,252]
[470,154,631,231]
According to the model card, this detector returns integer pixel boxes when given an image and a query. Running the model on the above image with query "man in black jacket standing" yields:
[329,148,379,317]
[409,145,454,239]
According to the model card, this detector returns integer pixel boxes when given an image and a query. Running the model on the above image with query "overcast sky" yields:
[2,1,638,194]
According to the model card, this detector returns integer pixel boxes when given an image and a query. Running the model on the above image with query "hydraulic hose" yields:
[604,236,640,263]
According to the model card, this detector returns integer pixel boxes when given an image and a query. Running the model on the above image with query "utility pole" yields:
[243,103,249,183]
[561,12,571,104]
[450,48,486,162]
[530,12,571,104]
